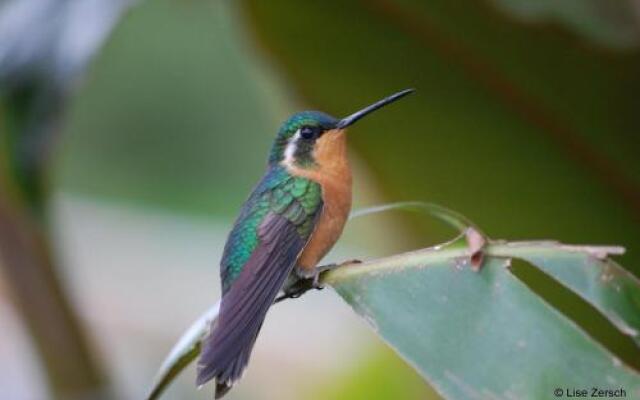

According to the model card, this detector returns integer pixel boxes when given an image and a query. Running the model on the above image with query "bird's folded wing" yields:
[196,211,309,386]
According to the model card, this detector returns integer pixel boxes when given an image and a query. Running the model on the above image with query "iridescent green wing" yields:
[219,165,322,293]
[197,166,322,389]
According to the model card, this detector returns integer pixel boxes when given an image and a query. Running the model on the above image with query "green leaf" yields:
[325,239,640,399]
[491,242,640,345]
[146,302,220,400]
[147,240,640,399]
[349,201,481,235]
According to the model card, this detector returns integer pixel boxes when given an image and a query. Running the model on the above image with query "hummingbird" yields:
[196,89,415,398]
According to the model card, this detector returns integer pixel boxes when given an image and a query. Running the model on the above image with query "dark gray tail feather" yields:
[196,326,260,397]
[215,382,232,399]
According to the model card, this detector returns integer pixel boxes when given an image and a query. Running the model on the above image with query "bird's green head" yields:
[269,111,338,166]
[268,89,414,168]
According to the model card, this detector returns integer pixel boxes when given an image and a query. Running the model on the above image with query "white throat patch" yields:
[282,129,300,167]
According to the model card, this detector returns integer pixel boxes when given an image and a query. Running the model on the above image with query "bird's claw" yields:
[274,260,362,303]
[312,263,337,289]
[312,271,324,290]
[275,285,306,303]
[275,277,315,303]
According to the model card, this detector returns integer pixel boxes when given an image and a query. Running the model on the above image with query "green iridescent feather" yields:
[220,165,322,293]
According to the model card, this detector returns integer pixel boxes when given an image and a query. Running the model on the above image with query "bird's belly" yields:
[296,182,351,275]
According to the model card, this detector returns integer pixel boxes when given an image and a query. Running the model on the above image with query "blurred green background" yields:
[1,0,639,399]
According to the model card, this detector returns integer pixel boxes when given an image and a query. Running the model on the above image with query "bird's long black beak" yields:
[336,88,415,129]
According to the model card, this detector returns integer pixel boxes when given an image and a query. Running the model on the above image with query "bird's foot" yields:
[275,280,312,303]
[309,264,333,290]
[308,259,362,289]
[315,259,362,284]
[274,260,363,303]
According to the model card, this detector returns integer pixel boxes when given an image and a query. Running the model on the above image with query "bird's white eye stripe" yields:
[283,130,299,165]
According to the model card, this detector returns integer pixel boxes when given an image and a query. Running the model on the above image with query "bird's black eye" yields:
[300,126,318,140]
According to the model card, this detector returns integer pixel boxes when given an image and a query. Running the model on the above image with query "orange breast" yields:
[284,129,352,274]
